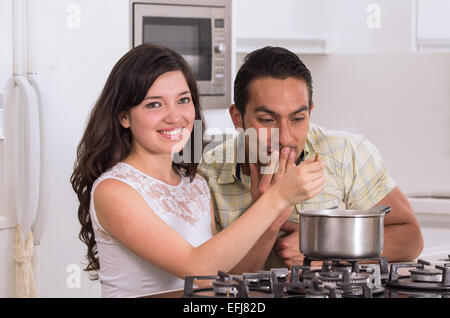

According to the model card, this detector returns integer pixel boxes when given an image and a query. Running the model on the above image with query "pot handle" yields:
[372,205,391,215]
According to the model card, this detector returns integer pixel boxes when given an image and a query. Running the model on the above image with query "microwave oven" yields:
[130,0,232,109]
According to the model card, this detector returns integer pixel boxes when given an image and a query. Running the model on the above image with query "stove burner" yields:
[212,280,239,295]
[305,286,331,298]
[303,256,389,276]
[330,262,354,274]
[388,289,450,298]
[387,259,450,291]
[305,278,343,298]
[256,268,289,282]
[285,284,307,296]
[242,268,288,293]
[409,268,443,283]
[350,273,370,284]
[337,281,373,298]
[318,271,344,281]
[183,271,251,298]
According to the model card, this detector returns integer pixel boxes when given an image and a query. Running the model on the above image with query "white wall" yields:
[296,53,450,195]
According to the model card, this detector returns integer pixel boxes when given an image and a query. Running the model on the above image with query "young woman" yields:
[71,43,325,297]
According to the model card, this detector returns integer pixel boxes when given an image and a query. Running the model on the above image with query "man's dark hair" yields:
[234,46,313,116]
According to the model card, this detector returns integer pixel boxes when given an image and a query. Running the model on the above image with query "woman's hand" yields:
[249,146,296,202]
[249,147,297,228]
[270,154,326,207]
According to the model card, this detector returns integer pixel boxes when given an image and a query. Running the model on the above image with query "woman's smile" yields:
[157,127,185,141]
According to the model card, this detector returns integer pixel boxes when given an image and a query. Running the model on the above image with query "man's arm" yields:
[344,135,423,262]
[376,186,424,261]
[273,221,302,267]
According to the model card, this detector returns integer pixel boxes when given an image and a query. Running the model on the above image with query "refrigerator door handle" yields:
[12,75,41,236]
[27,74,46,245]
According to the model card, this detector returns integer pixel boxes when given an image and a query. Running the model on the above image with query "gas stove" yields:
[182,256,450,298]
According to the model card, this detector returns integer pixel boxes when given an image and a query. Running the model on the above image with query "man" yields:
[198,46,423,272]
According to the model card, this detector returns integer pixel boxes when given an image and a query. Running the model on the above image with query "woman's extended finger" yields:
[286,150,296,172]
[273,147,290,183]
[258,151,279,193]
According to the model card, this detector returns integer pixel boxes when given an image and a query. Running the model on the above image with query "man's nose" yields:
[278,122,291,147]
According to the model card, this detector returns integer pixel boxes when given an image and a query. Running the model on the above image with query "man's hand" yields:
[273,221,304,267]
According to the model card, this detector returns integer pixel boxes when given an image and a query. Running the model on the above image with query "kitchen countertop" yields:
[142,289,184,298]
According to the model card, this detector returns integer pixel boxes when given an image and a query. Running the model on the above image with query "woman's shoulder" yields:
[93,172,143,203]
[94,161,128,180]
[91,162,142,196]
[191,172,209,188]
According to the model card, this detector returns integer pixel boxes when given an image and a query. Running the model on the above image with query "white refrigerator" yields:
[0,0,130,297]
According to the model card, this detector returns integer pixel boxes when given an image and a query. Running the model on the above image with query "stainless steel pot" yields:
[298,205,391,259]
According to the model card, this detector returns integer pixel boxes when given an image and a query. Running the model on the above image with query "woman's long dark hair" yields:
[70,43,205,280]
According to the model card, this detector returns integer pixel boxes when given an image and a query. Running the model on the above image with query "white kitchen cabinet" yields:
[233,0,415,55]
[416,0,450,52]
[233,0,331,54]
[330,0,413,54]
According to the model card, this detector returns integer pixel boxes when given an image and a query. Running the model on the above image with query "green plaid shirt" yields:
[198,123,396,269]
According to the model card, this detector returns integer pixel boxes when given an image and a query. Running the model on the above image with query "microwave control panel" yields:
[213,21,226,84]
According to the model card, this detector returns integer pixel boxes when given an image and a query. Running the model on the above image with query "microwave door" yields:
[133,4,228,100]
[142,16,212,83]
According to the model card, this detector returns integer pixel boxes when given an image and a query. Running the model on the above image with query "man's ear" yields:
[229,104,244,129]
[119,111,131,129]
[309,103,315,114]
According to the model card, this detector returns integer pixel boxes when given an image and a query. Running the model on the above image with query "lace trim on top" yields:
[90,162,211,243]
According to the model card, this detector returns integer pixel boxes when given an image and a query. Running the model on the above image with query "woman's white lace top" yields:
[89,162,213,298]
